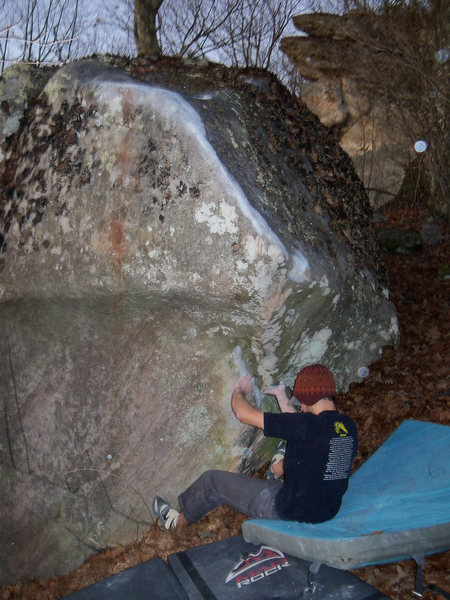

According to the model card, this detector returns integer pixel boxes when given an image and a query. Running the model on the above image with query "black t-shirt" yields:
[264,410,358,523]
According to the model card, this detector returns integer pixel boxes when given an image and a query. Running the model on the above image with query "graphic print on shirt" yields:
[334,421,349,436]
[324,421,354,480]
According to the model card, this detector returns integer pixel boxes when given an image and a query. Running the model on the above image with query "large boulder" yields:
[0,57,397,583]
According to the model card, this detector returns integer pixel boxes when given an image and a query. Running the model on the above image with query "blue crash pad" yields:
[242,420,450,570]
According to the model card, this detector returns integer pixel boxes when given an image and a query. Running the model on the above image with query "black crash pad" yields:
[63,535,390,599]
[62,557,188,600]
[167,534,390,599]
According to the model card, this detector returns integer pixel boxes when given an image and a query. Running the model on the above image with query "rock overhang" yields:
[0,58,398,384]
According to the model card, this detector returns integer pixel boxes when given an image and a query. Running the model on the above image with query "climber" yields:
[152,364,358,530]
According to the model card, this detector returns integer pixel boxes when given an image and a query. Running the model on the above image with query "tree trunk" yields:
[134,0,164,58]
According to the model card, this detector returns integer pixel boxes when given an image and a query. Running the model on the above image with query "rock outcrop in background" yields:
[281,12,416,208]
[0,57,397,583]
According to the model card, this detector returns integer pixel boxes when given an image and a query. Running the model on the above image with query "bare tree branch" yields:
[0,0,83,73]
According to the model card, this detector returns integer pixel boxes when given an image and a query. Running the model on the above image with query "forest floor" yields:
[1,200,449,600]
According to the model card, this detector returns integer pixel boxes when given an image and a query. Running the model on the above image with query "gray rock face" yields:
[0,58,397,584]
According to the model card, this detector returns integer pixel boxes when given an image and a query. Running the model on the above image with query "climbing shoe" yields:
[152,496,180,530]
[266,440,286,480]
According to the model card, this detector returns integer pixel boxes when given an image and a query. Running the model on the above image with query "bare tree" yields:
[216,0,303,70]
[95,0,136,56]
[0,0,83,73]
[134,0,164,58]
[2,0,306,88]
[156,0,304,90]
[0,10,13,73]
[118,0,303,68]
[157,0,242,59]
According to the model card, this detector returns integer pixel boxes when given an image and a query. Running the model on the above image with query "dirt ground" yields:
[1,200,449,599]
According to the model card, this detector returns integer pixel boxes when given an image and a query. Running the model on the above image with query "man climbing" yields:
[152,364,358,530]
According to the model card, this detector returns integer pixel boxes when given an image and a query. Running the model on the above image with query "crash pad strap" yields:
[175,551,218,600]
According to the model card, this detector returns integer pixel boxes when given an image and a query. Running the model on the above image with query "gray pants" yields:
[178,469,283,523]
